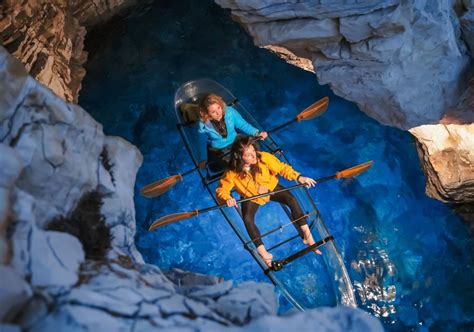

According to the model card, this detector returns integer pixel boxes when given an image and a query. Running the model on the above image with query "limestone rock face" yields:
[0,0,147,103]
[17,260,279,331]
[0,265,32,322]
[70,0,150,28]
[409,75,474,218]
[0,0,87,103]
[411,124,474,217]
[216,0,474,212]
[0,41,143,309]
[216,0,470,130]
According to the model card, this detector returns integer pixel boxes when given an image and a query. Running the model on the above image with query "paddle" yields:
[139,147,281,198]
[140,167,198,198]
[267,96,329,134]
[140,97,330,198]
[148,160,373,231]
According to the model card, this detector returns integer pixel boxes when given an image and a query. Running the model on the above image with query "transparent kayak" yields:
[174,78,357,310]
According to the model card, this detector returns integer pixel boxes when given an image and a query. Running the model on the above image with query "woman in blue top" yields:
[196,94,267,173]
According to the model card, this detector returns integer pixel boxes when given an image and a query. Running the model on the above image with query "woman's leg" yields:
[241,201,273,266]
[270,184,322,254]
[270,184,306,227]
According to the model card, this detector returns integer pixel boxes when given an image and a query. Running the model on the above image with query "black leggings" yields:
[207,146,231,173]
[241,184,308,247]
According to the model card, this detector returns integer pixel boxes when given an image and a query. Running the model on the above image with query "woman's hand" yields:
[298,176,317,188]
[226,197,237,207]
[257,131,268,140]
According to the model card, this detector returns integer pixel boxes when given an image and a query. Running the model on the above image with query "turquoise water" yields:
[79,1,474,330]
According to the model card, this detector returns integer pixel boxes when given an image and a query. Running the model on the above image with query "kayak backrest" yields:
[179,102,201,124]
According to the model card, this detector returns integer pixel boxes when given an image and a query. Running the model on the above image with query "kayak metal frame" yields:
[244,213,310,247]
[177,122,306,311]
[265,235,335,274]
[174,79,357,310]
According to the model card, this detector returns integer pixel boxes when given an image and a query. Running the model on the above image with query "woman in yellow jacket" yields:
[216,136,321,268]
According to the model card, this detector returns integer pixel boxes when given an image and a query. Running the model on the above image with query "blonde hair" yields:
[199,94,226,122]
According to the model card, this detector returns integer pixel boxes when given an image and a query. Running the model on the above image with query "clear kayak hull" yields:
[174,79,357,309]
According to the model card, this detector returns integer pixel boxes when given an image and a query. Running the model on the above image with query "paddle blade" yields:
[296,97,329,122]
[336,160,373,179]
[149,209,199,231]
[140,174,183,198]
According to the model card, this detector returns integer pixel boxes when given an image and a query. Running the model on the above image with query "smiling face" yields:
[242,144,257,166]
[206,103,223,121]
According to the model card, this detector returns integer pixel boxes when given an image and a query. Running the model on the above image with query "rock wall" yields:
[70,0,150,29]
[411,122,474,221]
[216,0,470,129]
[0,0,87,103]
[0,0,148,104]
[0,46,382,331]
[215,0,474,217]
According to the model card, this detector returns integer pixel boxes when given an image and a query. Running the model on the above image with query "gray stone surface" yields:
[218,0,470,129]
[18,260,280,331]
[0,145,23,263]
[0,266,32,322]
[211,281,277,325]
[225,307,383,332]
[30,230,85,287]
[411,124,474,209]
[215,0,474,214]
[216,0,474,127]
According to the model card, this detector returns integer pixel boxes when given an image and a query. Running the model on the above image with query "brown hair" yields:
[228,136,261,178]
[199,93,226,122]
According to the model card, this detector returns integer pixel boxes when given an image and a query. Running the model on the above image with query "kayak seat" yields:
[179,103,201,125]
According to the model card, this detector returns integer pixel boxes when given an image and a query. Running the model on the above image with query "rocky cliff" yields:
[215,0,474,219]
[0,0,149,104]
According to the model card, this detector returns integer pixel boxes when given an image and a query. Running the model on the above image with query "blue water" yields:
[79,1,474,331]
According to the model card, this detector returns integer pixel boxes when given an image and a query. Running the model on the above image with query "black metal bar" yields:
[244,214,309,246]
[315,175,336,184]
[182,166,199,177]
[267,118,297,134]
[265,216,315,252]
[204,172,225,185]
[264,236,334,274]
[267,234,300,252]
[280,235,334,264]
[177,122,195,128]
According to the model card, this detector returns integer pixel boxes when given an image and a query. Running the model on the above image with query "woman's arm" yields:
[264,152,316,187]
[216,171,236,205]
[262,152,300,181]
[228,107,259,136]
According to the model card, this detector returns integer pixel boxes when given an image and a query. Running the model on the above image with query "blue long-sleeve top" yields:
[195,106,259,162]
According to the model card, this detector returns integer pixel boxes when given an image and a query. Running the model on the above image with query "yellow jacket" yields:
[216,152,300,205]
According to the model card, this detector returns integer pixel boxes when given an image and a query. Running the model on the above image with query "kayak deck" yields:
[174,79,357,309]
